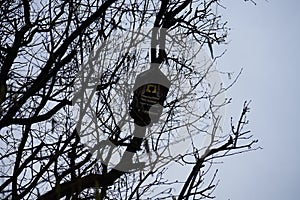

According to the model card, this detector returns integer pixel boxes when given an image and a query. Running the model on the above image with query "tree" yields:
[0,0,259,199]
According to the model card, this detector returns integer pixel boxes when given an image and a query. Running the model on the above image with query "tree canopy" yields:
[0,0,258,199]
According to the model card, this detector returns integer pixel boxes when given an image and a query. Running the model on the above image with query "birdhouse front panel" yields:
[130,83,169,126]
[130,66,170,126]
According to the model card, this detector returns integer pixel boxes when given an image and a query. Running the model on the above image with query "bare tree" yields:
[0,0,259,199]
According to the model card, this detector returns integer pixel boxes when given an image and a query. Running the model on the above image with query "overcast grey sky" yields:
[214,0,300,199]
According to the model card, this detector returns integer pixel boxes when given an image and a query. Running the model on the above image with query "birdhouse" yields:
[130,66,171,126]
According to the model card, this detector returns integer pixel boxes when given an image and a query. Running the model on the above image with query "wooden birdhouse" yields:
[130,66,171,126]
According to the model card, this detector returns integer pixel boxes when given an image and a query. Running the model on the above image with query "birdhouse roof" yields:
[133,67,171,91]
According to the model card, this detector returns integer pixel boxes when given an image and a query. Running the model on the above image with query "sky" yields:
[214,0,300,199]
[3,1,297,199]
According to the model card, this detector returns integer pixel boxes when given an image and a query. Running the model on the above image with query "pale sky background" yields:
[5,1,296,198]
[214,0,300,199]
